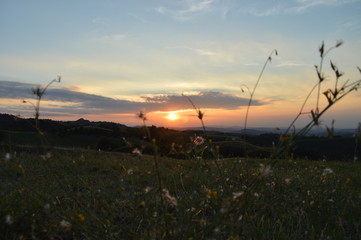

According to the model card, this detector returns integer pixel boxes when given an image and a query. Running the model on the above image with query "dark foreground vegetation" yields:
[1,148,361,239]
[1,114,361,239]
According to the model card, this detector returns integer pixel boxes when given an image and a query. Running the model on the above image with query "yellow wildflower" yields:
[77,214,85,222]
[139,201,145,207]
[207,190,218,198]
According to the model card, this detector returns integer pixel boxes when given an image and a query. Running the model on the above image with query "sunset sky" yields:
[1,0,360,129]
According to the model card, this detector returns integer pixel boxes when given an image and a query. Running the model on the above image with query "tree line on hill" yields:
[0,113,359,161]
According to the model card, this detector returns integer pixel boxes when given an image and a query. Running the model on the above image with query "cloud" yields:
[0,81,266,117]
[275,61,308,67]
[96,34,127,44]
[141,91,262,110]
[155,0,216,21]
[166,46,217,56]
[287,0,357,13]
[242,0,357,17]
[244,6,282,17]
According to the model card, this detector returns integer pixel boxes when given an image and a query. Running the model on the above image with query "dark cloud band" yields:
[0,81,265,116]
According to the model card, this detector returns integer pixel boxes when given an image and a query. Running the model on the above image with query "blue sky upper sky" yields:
[0,0,360,128]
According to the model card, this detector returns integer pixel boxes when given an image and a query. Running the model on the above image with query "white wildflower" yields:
[232,191,244,200]
[259,164,272,176]
[132,148,142,156]
[144,186,152,193]
[322,168,334,176]
[4,214,13,224]
[285,178,291,185]
[193,136,205,146]
[162,189,177,207]
[59,220,72,230]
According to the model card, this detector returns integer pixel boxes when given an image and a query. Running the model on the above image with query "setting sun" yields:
[166,112,179,121]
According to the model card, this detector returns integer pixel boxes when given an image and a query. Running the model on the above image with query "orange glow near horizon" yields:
[166,112,179,121]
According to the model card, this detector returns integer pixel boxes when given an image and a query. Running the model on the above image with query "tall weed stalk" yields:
[137,112,165,215]
[182,93,206,134]
[276,41,361,159]
[241,50,278,157]
[23,76,61,135]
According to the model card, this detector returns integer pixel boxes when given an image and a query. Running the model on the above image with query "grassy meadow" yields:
[1,148,361,239]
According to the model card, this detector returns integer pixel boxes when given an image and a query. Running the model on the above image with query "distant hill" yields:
[172,125,357,137]
[0,113,359,161]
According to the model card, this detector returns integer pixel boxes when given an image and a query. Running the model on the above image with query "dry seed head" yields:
[319,41,325,57]
[137,111,147,121]
[197,109,204,120]
[32,86,42,97]
[335,40,343,48]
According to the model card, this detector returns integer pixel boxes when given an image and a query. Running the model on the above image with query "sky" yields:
[0,0,361,129]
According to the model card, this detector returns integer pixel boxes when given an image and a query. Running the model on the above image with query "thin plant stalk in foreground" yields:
[23,76,61,135]
[137,112,165,214]
[241,49,278,157]
[182,94,206,135]
[277,41,361,159]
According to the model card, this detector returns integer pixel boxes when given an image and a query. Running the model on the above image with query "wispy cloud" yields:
[287,0,359,13]
[0,81,266,118]
[242,0,357,17]
[275,61,308,67]
[167,46,217,56]
[96,34,128,44]
[244,5,282,17]
[155,0,216,21]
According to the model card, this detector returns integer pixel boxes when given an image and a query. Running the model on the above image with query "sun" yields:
[166,112,179,121]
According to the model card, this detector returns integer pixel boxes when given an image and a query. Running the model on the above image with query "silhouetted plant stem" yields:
[277,40,361,159]
[183,94,206,135]
[23,76,61,135]
[137,112,165,213]
[242,49,277,157]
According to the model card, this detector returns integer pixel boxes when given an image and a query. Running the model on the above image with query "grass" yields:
[1,149,361,239]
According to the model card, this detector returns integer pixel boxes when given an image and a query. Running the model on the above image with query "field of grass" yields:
[1,148,360,239]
